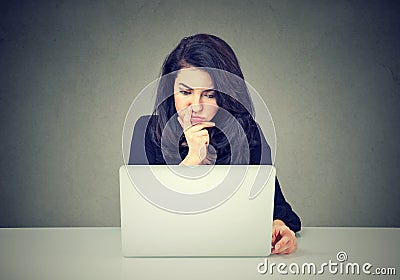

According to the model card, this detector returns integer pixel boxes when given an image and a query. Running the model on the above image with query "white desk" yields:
[0,227,398,279]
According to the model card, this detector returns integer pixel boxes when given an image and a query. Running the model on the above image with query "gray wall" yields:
[0,0,399,227]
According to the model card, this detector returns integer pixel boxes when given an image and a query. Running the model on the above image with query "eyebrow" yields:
[178,83,215,93]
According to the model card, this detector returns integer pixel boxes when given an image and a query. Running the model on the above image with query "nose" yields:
[190,93,203,112]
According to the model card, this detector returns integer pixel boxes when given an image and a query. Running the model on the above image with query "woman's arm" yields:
[273,178,301,232]
[251,123,301,254]
[251,124,301,232]
[128,115,159,165]
[270,177,301,254]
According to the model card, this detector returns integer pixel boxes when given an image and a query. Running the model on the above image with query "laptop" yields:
[119,165,276,257]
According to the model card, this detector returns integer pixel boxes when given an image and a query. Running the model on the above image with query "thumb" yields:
[271,232,277,245]
[271,225,280,244]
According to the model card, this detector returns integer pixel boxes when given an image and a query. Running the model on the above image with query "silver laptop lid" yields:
[120,165,276,257]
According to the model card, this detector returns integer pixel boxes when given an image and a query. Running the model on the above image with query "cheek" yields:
[206,104,219,118]
[212,107,219,116]
[174,96,187,113]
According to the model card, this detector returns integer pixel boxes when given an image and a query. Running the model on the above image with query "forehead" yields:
[174,68,214,88]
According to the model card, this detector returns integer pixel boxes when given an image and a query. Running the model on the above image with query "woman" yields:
[129,34,300,255]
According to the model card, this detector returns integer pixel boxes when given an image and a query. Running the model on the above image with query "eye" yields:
[179,90,191,96]
[203,92,215,99]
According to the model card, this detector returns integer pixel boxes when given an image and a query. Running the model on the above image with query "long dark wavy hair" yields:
[148,34,262,164]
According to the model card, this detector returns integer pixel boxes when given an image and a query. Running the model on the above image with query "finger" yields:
[278,248,291,255]
[271,228,280,244]
[185,122,215,133]
[182,107,192,129]
[186,131,209,143]
[191,130,209,137]
[276,233,297,255]
[276,227,295,243]
[277,240,297,255]
[197,135,209,146]
[271,228,295,254]
[204,136,210,146]
[193,121,215,126]
[273,236,291,254]
[285,241,297,255]
[276,228,297,254]
[199,143,208,160]
[280,227,295,237]
[271,225,286,245]
[177,108,192,130]
[273,239,287,253]
[273,245,288,255]
[290,241,298,254]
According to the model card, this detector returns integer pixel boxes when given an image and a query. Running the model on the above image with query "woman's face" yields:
[173,67,219,125]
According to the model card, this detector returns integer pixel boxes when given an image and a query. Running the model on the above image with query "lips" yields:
[190,116,205,124]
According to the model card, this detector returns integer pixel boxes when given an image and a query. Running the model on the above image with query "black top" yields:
[128,115,301,232]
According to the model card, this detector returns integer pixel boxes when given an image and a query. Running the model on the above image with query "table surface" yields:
[0,227,399,280]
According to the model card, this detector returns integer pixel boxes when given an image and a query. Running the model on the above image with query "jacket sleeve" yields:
[128,115,154,164]
[254,123,301,232]
[273,177,301,232]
